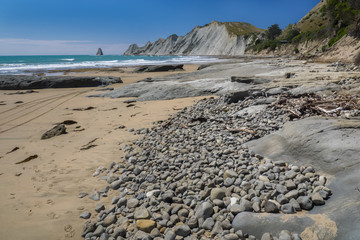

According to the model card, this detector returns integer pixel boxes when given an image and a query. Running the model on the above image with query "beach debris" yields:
[72,106,96,111]
[123,99,137,104]
[59,120,78,125]
[14,101,23,104]
[6,146,19,154]
[273,93,360,119]
[78,192,88,198]
[15,154,38,164]
[80,138,98,151]
[4,90,38,95]
[41,124,67,140]
[95,87,114,92]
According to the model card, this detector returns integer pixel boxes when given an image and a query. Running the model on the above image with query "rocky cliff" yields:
[124,21,263,56]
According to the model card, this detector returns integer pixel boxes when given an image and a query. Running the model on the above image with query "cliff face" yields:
[124,21,263,56]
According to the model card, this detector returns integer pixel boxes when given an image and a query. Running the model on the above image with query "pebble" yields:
[80,211,91,219]
[78,95,334,239]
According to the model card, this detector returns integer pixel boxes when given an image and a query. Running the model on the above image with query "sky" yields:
[0,0,320,55]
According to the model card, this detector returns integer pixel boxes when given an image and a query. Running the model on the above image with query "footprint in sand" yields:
[64,224,75,238]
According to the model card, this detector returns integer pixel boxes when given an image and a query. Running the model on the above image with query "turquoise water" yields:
[0,55,221,74]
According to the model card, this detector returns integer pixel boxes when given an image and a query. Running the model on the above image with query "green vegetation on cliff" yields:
[248,0,360,53]
[224,22,264,36]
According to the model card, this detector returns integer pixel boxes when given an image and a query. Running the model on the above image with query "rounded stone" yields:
[173,224,191,237]
[210,188,226,201]
[136,219,156,233]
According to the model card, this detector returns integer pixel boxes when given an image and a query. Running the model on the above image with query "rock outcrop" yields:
[133,64,184,73]
[124,21,263,56]
[96,48,103,56]
[0,75,122,90]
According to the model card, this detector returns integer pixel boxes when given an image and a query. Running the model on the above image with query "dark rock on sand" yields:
[0,75,122,90]
[41,124,67,140]
[133,64,184,73]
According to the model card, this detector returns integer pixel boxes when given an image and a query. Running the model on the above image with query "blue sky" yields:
[0,0,320,55]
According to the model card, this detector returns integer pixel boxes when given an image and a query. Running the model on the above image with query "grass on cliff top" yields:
[224,22,264,36]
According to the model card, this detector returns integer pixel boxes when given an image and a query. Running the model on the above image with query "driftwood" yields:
[226,126,255,134]
[274,93,360,118]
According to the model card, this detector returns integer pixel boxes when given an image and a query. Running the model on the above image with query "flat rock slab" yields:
[133,64,184,73]
[246,117,360,240]
[232,212,337,240]
[91,60,278,101]
[0,75,122,90]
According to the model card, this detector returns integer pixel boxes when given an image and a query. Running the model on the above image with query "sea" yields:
[0,55,223,75]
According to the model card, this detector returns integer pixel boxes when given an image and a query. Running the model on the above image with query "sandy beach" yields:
[0,58,359,240]
[0,65,204,240]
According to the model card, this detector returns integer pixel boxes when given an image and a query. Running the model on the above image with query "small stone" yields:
[103,214,116,227]
[281,204,296,214]
[224,233,240,240]
[110,179,123,190]
[259,175,270,182]
[195,201,214,219]
[276,194,289,204]
[202,217,215,230]
[289,198,301,211]
[136,219,156,233]
[80,211,91,219]
[210,188,226,201]
[134,207,150,219]
[261,232,274,240]
[162,190,175,203]
[93,225,105,237]
[174,224,191,237]
[239,198,253,212]
[127,198,139,208]
[264,200,279,213]
[224,170,237,179]
[311,192,325,205]
[95,203,105,213]
[89,191,100,201]
[285,190,299,199]
[285,180,296,190]
[224,177,235,187]
[113,226,126,238]
[99,233,109,240]
[146,190,161,198]
[188,215,198,229]
[279,230,292,240]
[134,230,151,240]
[285,170,297,179]
[164,230,176,240]
[78,192,88,198]
[81,220,96,237]
[297,196,313,210]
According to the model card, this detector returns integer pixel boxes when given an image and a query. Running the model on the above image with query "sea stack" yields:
[96,48,103,56]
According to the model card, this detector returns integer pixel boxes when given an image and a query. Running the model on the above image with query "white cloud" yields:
[0,38,130,55]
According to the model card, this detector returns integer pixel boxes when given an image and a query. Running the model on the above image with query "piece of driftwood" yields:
[226,126,255,134]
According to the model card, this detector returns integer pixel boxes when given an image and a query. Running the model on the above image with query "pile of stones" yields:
[80,95,333,240]
[329,61,359,72]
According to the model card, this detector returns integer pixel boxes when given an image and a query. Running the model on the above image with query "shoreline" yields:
[0,58,359,239]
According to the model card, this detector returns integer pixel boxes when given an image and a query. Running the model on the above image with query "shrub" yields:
[266,24,282,40]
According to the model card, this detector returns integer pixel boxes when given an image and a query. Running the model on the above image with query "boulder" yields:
[133,64,184,73]
[41,124,67,140]
[0,75,122,90]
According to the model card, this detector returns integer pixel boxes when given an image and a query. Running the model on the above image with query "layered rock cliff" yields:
[124,21,263,56]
